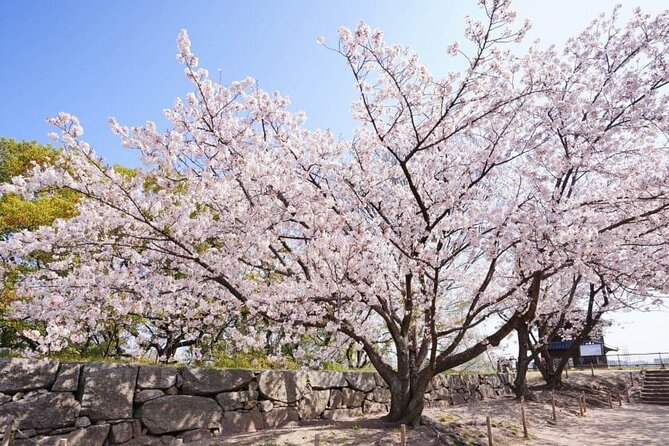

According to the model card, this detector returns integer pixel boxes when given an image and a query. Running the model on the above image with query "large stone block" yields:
[0,358,59,393]
[136,365,178,390]
[298,389,329,419]
[0,392,79,430]
[369,387,391,403]
[306,371,347,389]
[51,363,81,392]
[12,424,110,446]
[263,407,299,428]
[79,363,137,421]
[344,372,377,392]
[181,367,254,395]
[257,370,307,403]
[221,407,265,433]
[138,395,222,434]
[215,390,258,411]
[329,388,365,408]
[109,421,134,444]
[135,389,164,404]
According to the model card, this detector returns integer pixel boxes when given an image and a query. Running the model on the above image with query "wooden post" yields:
[314,433,321,446]
[581,392,587,414]
[578,395,584,417]
[1,417,15,446]
[590,364,595,377]
[486,416,494,446]
[520,402,528,438]
[608,391,613,409]
[629,372,634,386]
[400,424,407,446]
[565,367,569,378]
[551,393,557,422]
[618,393,622,407]
[626,388,631,404]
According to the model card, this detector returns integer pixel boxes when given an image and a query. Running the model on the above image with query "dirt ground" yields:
[189,370,669,446]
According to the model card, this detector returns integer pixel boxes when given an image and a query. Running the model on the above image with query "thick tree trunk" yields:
[383,373,431,426]
[510,323,537,401]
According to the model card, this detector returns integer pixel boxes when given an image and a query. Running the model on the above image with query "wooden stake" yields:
[400,424,407,446]
[314,433,321,446]
[551,393,557,422]
[590,364,595,377]
[618,393,622,407]
[486,416,494,446]
[1,417,15,446]
[565,367,569,378]
[608,392,613,409]
[578,395,584,417]
[521,403,528,439]
[581,392,587,414]
[629,372,634,386]
[626,389,631,404]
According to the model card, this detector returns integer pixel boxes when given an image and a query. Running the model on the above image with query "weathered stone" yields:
[109,421,134,444]
[52,363,81,392]
[164,386,178,395]
[298,390,329,419]
[451,392,467,405]
[11,392,24,401]
[181,368,254,396]
[374,374,388,388]
[306,371,347,389]
[344,372,377,392]
[329,388,365,408]
[15,428,37,439]
[123,435,162,446]
[0,392,79,430]
[258,399,274,412]
[215,390,258,411]
[429,388,450,401]
[369,387,391,403]
[0,393,9,404]
[0,358,59,393]
[75,416,91,428]
[136,389,165,404]
[80,363,138,421]
[132,419,143,438]
[257,370,306,403]
[221,407,265,433]
[13,424,110,446]
[322,408,364,420]
[138,395,222,434]
[263,407,299,428]
[136,366,178,390]
[160,435,175,445]
[363,401,387,414]
[176,428,212,442]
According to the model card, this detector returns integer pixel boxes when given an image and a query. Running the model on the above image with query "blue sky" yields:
[1,0,668,352]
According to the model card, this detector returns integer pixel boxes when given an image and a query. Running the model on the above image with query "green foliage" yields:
[0,138,80,237]
[0,138,80,350]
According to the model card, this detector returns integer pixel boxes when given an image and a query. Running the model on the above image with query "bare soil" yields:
[189,370,669,446]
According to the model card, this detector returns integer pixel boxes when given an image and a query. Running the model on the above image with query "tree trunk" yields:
[383,373,431,427]
[511,323,537,401]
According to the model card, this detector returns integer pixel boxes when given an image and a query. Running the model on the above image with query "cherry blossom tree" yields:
[3,0,669,425]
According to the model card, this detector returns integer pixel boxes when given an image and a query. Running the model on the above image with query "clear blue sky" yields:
[1,0,667,352]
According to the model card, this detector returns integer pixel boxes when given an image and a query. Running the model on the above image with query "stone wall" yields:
[0,358,511,445]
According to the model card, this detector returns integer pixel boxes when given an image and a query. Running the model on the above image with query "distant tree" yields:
[0,138,80,349]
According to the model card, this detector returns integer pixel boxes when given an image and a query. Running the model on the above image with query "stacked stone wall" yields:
[0,358,513,445]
